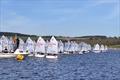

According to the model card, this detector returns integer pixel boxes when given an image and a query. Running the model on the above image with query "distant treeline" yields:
[0,32,120,46]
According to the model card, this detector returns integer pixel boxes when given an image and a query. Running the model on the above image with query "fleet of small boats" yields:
[0,35,108,60]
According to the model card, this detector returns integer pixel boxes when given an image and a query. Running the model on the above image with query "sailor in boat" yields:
[2,46,8,53]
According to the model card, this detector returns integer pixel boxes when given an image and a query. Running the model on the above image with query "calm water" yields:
[0,50,120,80]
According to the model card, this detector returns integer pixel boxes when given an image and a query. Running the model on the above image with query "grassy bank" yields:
[109,45,120,48]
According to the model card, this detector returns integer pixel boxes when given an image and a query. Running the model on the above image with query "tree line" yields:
[0,32,120,46]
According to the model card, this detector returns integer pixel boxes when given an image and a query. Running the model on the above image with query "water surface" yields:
[0,50,120,80]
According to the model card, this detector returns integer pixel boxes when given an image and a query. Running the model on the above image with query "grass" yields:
[109,45,120,48]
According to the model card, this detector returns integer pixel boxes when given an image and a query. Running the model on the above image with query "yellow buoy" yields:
[16,54,24,61]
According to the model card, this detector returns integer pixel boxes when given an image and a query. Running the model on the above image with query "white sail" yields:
[80,42,88,52]
[105,45,108,50]
[93,44,101,53]
[74,41,79,52]
[46,36,58,54]
[87,44,92,51]
[0,35,9,51]
[35,37,46,53]
[0,38,2,52]
[69,41,75,52]
[58,40,64,53]
[18,38,25,52]
[8,37,14,52]
[64,41,70,52]
[93,44,100,51]
[25,37,35,53]
[100,45,105,51]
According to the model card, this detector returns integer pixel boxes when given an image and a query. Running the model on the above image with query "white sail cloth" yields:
[8,37,14,52]
[35,37,46,53]
[18,38,25,52]
[0,35,9,51]
[58,40,64,53]
[25,37,35,53]
[46,36,58,54]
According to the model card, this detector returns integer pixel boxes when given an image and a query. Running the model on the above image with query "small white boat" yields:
[0,39,2,52]
[64,41,71,54]
[73,41,79,53]
[28,53,34,57]
[63,51,70,54]
[8,37,14,53]
[100,44,106,52]
[46,54,58,59]
[0,35,9,52]
[25,37,35,56]
[105,45,108,51]
[79,51,83,54]
[93,44,101,53]
[34,37,46,58]
[79,42,90,54]
[68,41,75,54]
[14,49,28,55]
[35,53,45,57]
[46,36,58,59]
[0,36,16,58]
[0,53,16,58]
[18,38,25,52]
[58,40,64,53]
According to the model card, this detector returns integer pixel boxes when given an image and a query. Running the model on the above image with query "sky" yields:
[0,0,120,37]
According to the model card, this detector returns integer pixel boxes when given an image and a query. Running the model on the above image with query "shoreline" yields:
[108,48,120,50]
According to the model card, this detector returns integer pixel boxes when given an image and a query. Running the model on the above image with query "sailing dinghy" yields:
[46,36,58,59]
[35,37,46,57]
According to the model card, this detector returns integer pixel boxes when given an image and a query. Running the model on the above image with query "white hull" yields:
[82,50,89,54]
[93,50,101,53]
[35,54,45,58]
[101,50,107,53]
[0,53,16,58]
[63,51,69,54]
[14,52,29,55]
[28,54,34,57]
[79,51,83,54]
[46,55,58,59]
[14,49,29,55]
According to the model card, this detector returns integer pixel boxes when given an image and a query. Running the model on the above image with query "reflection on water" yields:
[0,50,120,80]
